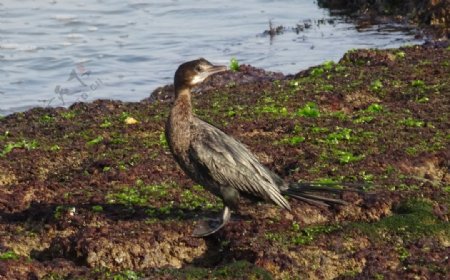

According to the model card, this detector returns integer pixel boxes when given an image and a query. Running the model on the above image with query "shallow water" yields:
[0,0,422,115]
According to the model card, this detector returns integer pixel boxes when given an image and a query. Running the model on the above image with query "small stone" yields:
[124,117,138,124]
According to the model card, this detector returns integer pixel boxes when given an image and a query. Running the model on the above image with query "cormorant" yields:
[166,58,348,237]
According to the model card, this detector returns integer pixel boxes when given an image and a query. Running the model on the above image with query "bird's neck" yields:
[172,87,193,122]
[167,87,193,155]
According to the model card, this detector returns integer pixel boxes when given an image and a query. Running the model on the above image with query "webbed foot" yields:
[192,206,231,237]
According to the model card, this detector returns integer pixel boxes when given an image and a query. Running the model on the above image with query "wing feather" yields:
[189,119,290,210]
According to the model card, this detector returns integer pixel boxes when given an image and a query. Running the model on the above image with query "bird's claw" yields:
[192,219,224,237]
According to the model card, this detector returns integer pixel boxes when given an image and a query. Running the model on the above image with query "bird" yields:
[166,58,349,237]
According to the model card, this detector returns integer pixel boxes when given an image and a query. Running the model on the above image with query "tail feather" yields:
[284,193,331,208]
[293,192,348,205]
[291,184,343,194]
[282,181,364,207]
[291,182,366,193]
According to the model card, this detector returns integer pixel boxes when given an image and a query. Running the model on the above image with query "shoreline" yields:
[1,43,449,279]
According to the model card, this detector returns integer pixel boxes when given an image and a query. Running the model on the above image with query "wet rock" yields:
[70,226,207,270]
[318,0,449,39]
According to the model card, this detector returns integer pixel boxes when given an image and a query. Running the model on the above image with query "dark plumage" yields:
[166,58,348,236]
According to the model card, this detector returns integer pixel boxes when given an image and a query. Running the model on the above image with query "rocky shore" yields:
[1,42,448,279]
[1,2,449,279]
[318,0,449,39]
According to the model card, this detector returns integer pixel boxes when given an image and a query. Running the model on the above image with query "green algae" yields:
[280,135,306,146]
[157,260,273,280]
[296,102,320,118]
[399,117,424,127]
[351,198,450,242]
[41,273,67,280]
[325,127,352,145]
[291,223,341,245]
[86,268,142,280]
[110,270,141,280]
[39,114,55,124]
[91,205,104,212]
[60,111,76,119]
[255,97,289,117]
[106,181,221,214]
[100,119,113,128]
[180,186,222,211]
[265,222,341,247]
[333,149,365,164]
[0,250,19,261]
[370,79,384,92]
[86,135,104,146]
[106,181,170,206]
[229,57,240,72]
[0,139,38,157]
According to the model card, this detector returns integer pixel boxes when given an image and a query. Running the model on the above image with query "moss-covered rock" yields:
[0,44,449,279]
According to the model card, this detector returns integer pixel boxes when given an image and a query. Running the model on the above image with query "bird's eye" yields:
[194,65,202,72]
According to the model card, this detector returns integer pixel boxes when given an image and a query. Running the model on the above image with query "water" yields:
[0,0,422,115]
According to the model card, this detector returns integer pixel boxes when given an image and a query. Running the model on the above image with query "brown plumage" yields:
[166,58,348,236]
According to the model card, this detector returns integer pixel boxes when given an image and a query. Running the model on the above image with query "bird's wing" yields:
[189,118,290,210]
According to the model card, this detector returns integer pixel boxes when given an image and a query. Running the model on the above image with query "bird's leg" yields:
[192,206,231,237]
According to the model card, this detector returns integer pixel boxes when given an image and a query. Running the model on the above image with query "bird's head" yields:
[174,58,227,91]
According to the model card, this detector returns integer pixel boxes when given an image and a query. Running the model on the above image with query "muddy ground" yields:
[0,42,449,279]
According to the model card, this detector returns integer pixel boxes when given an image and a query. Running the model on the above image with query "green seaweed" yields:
[296,102,320,118]
[0,251,19,261]
[291,223,340,245]
[334,150,365,164]
[370,79,383,92]
[157,260,273,280]
[180,185,221,210]
[1,139,38,157]
[86,135,104,146]
[106,181,170,206]
[229,57,240,72]
[399,117,424,127]
[351,198,450,242]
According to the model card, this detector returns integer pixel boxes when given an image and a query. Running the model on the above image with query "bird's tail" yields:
[281,182,363,208]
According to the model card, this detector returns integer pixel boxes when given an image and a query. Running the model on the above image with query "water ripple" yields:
[0,0,423,115]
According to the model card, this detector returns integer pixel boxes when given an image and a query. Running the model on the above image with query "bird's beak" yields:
[206,64,228,76]
[192,64,228,84]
